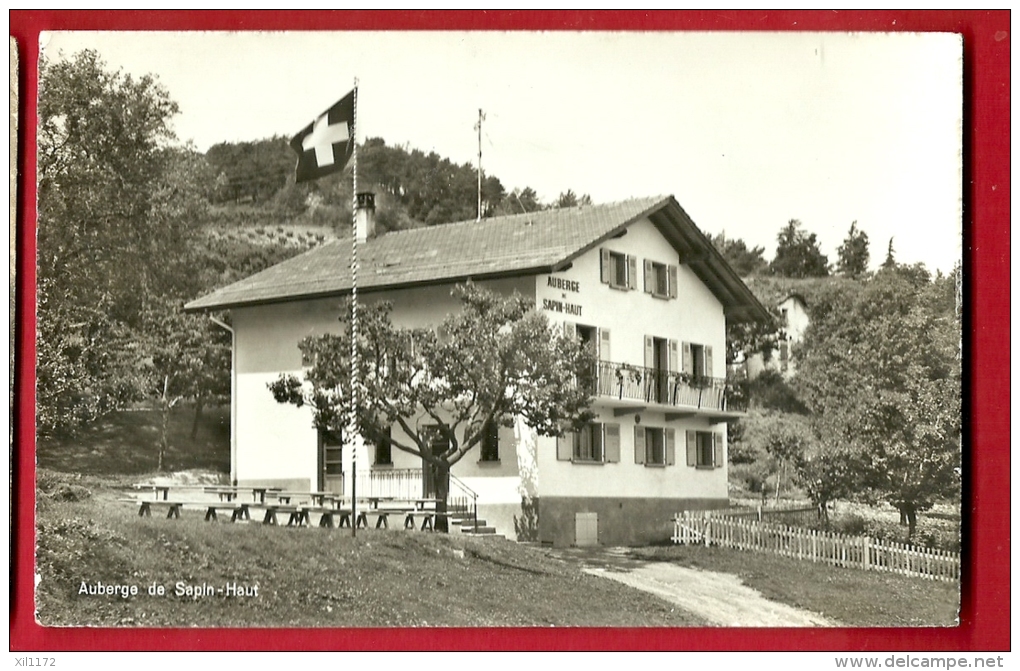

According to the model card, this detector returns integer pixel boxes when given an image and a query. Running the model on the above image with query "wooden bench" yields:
[122,498,184,519]
[200,501,251,522]
[419,511,457,532]
[250,503,311,526]
[404,510,453,531]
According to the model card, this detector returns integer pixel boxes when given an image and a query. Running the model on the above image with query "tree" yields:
[882,237,897,269]
[140,299,231,470]
[707,232,769,277]
[795,270,961,538]
[836,221,870,278]
[794,440,873,526]
[37,49,202,435]
[770,219,829,278]
[269,283,597,530]
[741,412,813,504]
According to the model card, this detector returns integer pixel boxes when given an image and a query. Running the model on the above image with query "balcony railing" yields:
[589,360,745,413]
[357,467,473,515]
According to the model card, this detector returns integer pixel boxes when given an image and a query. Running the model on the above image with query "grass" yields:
[35,472,707,628]
[36,405,230,476]
[35,412,959,628]
[630,544,959,627]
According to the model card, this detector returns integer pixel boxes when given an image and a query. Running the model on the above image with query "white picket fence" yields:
[672,511,960,582]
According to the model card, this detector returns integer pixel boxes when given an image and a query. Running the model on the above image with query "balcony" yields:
[587,360,746,422]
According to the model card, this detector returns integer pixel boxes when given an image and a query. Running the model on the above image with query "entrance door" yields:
[421,426,449,497]
[318,429,344,494]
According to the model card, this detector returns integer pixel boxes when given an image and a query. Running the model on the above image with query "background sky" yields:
[40,30,963,273]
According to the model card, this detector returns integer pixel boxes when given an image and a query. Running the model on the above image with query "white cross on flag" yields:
[290,89,355,183]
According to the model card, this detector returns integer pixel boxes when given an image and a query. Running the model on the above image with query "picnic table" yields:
[133,483,173,501]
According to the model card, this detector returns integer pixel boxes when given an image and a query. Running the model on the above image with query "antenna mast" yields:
[475,108,485,221]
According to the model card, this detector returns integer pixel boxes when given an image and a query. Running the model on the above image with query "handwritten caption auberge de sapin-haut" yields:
[78,580,259,599]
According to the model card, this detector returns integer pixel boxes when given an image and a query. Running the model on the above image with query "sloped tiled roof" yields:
[185,195,771,323]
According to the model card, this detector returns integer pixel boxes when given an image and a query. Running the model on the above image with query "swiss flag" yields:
[290,89,355,183]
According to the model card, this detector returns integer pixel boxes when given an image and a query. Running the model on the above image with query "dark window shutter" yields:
[686,430,697,467]
[627,255,638,290]
[644,259,654,294]
[668,265,678,299]
[600,249,611,284]
[666,429,676,466]
[604,424,620,463]
[713,433,723,468]
[634,426,646,464]
[557,433,573,461]
[705,345,714,379]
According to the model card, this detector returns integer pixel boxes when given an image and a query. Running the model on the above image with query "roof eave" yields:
[183,264,558,313]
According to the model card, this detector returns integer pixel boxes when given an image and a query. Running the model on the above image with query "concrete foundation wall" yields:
[539,495,728,547]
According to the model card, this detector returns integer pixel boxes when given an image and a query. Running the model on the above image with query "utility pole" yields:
[475,108,485,221]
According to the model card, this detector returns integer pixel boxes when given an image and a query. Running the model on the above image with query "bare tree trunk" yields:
[190,396,204,440]
[435,465,450,533]
[158,377,170,472]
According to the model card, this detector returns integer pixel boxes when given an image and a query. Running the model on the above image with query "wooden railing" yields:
[672,511,960,582]
[592,361,743,412]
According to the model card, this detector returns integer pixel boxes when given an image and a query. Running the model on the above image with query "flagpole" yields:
[350,78,359,538]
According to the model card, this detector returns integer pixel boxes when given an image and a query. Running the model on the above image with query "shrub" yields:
[514,496,539,542]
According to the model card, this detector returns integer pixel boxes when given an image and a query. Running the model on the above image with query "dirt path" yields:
[546,546,839,627]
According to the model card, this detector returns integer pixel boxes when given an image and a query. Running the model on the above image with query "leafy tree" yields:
[795,270,961,538]
[37,49,204,435]
[205,136,293,205]
[707,232,769,277]
[770,219,829,278]
[794,440,874,526]
[741,412,813,503]
[836,221,870,278]
[269,283,597,530]
[140,299,231,470]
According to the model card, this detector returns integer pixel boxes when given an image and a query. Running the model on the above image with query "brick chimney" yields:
[355,192,376,243]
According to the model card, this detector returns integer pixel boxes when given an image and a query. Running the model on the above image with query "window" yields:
[682,342,714,384]
[373,427,392,466]
[685,430,722,469]
[634,427,676,466]
[480,420,500,462]
[557,422,621,464]
[600,249,637,290]
[575,423,603,462]
[644,260,678,299]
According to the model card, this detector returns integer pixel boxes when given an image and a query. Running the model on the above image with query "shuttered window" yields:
[643,259,679,299]
[636,427,677,466]
[559,422,619,464]
[600,249,638,290]
[686,430,723,468]
[681,342,715,381]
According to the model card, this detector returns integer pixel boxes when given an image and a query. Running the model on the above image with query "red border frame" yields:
[9,10,1010,651]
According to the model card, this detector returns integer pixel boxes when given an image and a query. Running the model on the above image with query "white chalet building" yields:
[186,194,770,546]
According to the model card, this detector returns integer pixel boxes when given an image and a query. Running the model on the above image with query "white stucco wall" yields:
[231,277,533,494]
[535,218,725,374]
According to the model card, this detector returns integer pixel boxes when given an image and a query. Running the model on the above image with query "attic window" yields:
[600,249,637,290]
[644,260,678,299]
